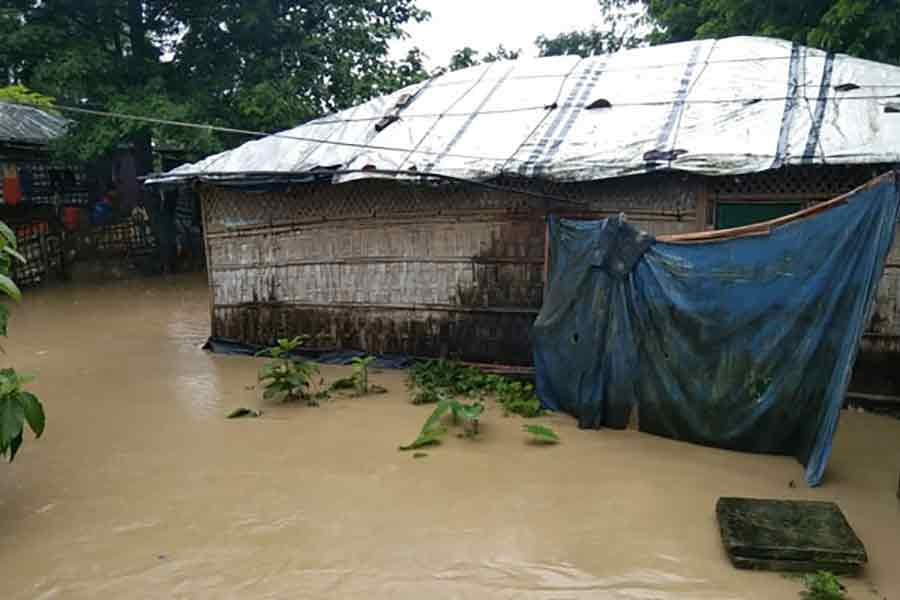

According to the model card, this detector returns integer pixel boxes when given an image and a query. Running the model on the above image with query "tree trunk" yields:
[127,0,153,177]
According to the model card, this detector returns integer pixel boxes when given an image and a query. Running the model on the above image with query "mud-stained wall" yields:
[200,175,699,364]
[200,168,900,365]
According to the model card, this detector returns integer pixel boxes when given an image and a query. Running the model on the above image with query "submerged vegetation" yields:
[800,571,847,600]
[0,221,46,461]
[330,356,387,396]
[406,359,543,417]
[523,424,560,445]
[399,396,485,451]
[227,407,262,419]
[401,360,558,452]
[256,337,329,406]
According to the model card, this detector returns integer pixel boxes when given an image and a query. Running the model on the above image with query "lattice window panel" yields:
[202,180,539,234]
[710,165,892,199]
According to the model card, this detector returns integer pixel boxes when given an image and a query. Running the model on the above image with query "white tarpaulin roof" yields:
[147,36,900,185]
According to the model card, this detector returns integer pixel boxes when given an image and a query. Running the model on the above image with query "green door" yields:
[716,202,802,230]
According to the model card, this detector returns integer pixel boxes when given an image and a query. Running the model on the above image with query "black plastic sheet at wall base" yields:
[203,337,415,370]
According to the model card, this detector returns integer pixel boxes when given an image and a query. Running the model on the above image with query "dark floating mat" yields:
[716,497,867,575]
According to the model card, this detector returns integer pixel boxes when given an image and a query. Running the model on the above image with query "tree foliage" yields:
[536,0,650,57]
[0,84,56,112]
[441,44,521,74]
[599,0,900,64]
[533,0,900,64]
[0,1,430,170]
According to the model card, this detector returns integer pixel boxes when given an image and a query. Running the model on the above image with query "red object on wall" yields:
[62,206,81,232]
[2,164,22,205]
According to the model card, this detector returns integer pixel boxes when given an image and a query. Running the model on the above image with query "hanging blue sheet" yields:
[533,172,900,486]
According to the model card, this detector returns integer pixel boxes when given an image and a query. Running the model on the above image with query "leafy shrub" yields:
[0,221,45,462]
[329,355,386,396]
[257,337,328,405]
[0,370,45,460]
[350,356,374,394]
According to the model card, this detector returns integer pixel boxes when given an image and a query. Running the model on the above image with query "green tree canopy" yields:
[604,0,900,64]
[0,1,430,172]
[536,0,649,57]
[432,44,521,77]
[533,1,900,64]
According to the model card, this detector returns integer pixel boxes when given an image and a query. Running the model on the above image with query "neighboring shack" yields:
[0,102,205,284]
[148,37,900,373]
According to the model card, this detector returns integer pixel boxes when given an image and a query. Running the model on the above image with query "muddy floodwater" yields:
[2,274,899,599]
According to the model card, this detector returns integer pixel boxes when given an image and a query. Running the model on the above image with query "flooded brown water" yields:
[2,274,899,599]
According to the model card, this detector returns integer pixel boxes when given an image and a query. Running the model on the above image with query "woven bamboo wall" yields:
[201,174,698,364]
[201,166,900,363]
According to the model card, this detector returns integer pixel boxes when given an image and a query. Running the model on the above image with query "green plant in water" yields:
[523,424,560,444]
[257,337,328,405]
[0,221,46,461]
[494,379,543,418]
[406,359,543,417]
[351,355,374,394]
[800,571,846,600]
[330,355,387,396]
[399,396,484,451]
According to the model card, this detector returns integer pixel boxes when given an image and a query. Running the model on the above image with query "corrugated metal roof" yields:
[148,36,900,186]
[0,102,69,146]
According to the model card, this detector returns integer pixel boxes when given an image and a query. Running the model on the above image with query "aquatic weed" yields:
[523,424,560,444]
[800,571,846,600]
[399,397,484,451]
[406,360,543,417]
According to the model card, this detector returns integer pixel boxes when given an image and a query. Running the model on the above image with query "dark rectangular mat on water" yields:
[716,497,867,574]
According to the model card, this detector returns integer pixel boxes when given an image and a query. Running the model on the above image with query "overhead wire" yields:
[14,82,900,166]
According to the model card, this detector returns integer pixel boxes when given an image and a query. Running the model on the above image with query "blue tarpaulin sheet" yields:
[533,172,900,486]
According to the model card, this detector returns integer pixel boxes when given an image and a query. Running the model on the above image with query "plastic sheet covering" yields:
[148,37,900,187]
[533,172,900,486]
[203,337,414,369]
[0,102,68,144]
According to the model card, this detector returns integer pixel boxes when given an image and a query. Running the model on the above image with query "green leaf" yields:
[399,426,447,451]
[8,431,23,461]
[456,402,484,421]
[2,245,26,264]
[0,396,25,450]
[262,387,281,401]
[227,407,262,419]
[19,392,44,437]
[329,377,356,391]
[0,274,21,302]
[0,221,16,247]
[523,424,560,444]
[421,398,454,434]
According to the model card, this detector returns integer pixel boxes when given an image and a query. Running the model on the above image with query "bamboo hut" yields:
[148,37,900,369]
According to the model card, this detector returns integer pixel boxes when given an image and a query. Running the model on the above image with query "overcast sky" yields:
[392,0,606,68]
